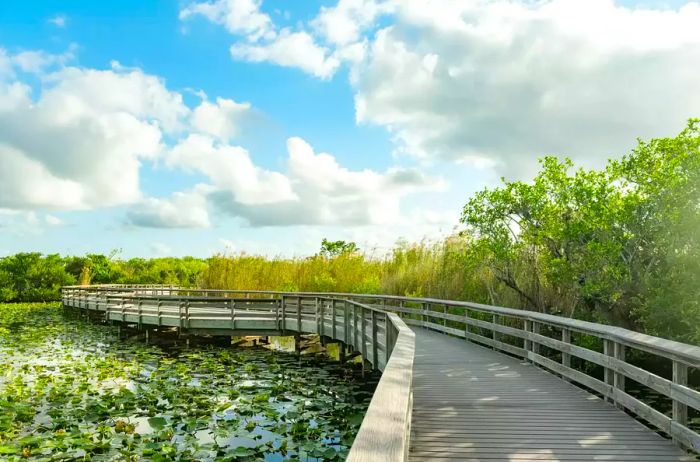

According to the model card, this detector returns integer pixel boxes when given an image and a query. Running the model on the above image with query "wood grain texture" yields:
[408,328,694,462]
[347,314,415,462]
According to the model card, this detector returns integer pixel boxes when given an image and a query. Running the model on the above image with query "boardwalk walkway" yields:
[409,328,693,461]
[62,286,700,461]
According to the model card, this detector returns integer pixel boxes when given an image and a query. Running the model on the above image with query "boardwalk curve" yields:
[62,285,700,461]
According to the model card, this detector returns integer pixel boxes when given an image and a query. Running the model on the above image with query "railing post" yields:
[561,328,571,368]
[492,314,498,343]
[281,296,286,334]
[138,300,143,327]
[318,298,324,338]
[614,342,626,401]
[344,300,350,344]
[464,309,470,341]
[603,339,615,404]
[371,309,378,368]
[421,302,427,326]
[230,299,235,330]
[297,297,302,333]
[443,304,447,328]
[672,360,689,436]
[385,313,392,365]
[361,306,367,362]
[185,301,190,329]
[353,303,359,350]
[531,321,540,356]
[524,319,532,361]
[561,328,571,381]
[331,299,337,339]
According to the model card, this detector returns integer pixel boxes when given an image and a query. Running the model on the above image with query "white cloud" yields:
[11,46,76,74]
[353,0,700,175]
[192,97,250,140]
[168,134,297,205]
[181,0,700,176]
[127,187,212,229]
[231,29,340,79]
[0,209,64,235]
[0,56,190,210]
[180,0,275,41]
[181,1,342,79]
[311,0,393,46]
[48,15,67,28]
[208,136,442,226]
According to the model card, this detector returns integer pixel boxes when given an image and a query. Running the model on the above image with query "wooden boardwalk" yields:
[409,328,694,461]
[63,286,700,461]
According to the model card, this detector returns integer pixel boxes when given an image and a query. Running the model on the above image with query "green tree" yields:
[461,119,700,338]
[319,239,359,258]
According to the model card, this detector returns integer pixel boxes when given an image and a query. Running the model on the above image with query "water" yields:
[0,303,380,461]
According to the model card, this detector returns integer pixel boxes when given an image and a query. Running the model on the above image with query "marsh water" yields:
[0,303,380,461]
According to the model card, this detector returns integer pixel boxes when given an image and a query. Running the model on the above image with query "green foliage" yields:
[0,253,207,302]
[0,253,75,302]
[319,239,359,258]
[461,119,700,343]
[0,303,376,461]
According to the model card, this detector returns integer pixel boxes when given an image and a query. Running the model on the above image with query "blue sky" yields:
[1,0,699,258]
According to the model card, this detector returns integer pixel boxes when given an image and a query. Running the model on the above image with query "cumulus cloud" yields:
[182,0,700,176]
[180,0,275,41]
[192,97,250,140]
[168,134,297,205]
[353,0,700,175]
[208,136,442,226]
[0,58,193,210]
[12,47,76,74]
[311,0,393,46]
[0,43,434,232]
[231,30,340,79]
[182,0,340,79]
[127,187,211,229]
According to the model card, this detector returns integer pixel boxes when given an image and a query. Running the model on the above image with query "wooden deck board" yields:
[409,328,694,462]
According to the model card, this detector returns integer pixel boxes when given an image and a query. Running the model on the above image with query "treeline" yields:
[2,121,698,344]
[0,253,206,302]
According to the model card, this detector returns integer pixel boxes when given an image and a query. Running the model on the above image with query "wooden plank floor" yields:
[409,328,694,461]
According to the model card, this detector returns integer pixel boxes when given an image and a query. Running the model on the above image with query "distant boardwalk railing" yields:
[62,285,415,462]
[62,285,700,456]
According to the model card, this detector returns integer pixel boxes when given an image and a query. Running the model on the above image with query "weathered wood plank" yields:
[408,329,692,462]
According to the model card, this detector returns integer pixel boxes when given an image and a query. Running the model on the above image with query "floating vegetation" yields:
[0,303,379,461]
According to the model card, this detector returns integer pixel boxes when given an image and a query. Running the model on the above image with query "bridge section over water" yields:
[62,285,700,461]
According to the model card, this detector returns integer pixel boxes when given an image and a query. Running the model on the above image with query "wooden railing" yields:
[62,285,415,462]
[62,285,700,454]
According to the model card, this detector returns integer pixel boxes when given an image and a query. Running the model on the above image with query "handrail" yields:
[62,285,700,453]
[61,286,416,462]
[67,286,700,366]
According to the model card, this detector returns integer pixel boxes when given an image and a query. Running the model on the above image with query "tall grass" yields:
[200,236,497,303]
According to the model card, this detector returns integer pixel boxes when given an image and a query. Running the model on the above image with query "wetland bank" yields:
[0,303,379,461]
